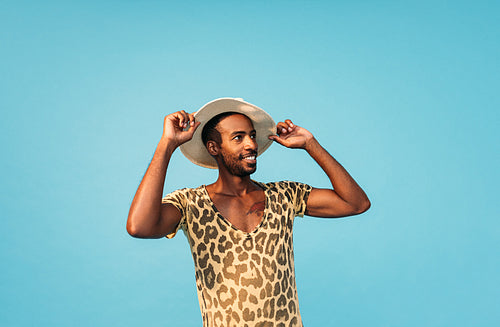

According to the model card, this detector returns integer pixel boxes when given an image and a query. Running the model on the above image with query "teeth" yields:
[245,156,256,160]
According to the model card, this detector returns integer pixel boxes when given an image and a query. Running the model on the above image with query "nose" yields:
[244,135,258,151]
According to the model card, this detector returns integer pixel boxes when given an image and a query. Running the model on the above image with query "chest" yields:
[211,191,266,233]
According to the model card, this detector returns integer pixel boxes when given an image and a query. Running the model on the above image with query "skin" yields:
[127,110,370,238]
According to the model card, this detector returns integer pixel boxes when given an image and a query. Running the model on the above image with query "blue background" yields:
[1,1,498,326]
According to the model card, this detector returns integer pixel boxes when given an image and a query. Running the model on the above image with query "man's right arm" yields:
[126,111,200,239]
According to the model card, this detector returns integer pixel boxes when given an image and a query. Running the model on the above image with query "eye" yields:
[233,135,241,140]
[250,134,256,139]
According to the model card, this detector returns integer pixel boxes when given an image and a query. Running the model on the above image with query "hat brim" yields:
[180,98,276,169]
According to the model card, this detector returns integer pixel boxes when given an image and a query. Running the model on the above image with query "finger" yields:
[284,119,295,132]
[169,112,183,128]
[174,111,185,128]
[187,121,201,135]
[276,122,289,135]
[180,110,190,128]
[188,113,196,126]
[180,110,190,121]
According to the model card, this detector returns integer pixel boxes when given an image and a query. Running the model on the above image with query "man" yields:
[127,98,370,327]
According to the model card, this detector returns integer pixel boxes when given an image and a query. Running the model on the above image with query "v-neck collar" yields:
[202,181,269,236]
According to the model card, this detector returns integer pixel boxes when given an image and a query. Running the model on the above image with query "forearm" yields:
[305,138,370,211]
[127,138,176,236]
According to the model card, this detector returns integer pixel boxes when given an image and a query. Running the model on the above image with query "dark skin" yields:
[204,115,265,232]
[127,111,370,238]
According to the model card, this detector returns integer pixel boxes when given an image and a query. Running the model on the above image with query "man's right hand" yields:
[162,110,201,148]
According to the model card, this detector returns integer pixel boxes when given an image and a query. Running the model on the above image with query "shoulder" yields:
[162,185,205,203]
[256,181,312,203]
[258,180,312,192]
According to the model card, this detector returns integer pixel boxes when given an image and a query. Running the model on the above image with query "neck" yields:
[210,170,257,196]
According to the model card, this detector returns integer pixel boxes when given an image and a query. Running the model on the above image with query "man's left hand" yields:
[269,119,315,150]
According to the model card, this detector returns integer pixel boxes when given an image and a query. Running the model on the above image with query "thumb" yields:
[268,135,288,147]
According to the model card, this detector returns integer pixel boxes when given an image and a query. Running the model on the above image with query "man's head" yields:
[202,112,258,177]
[179,98,275,169]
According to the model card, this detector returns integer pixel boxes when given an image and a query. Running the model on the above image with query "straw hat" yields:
[180,97,276,169]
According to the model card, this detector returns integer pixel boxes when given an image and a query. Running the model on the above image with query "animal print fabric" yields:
[162,181,312,327]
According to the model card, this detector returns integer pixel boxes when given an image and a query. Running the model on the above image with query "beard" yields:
[220,150,257,177]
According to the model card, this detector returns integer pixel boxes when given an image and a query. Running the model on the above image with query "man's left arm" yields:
[269,119,370,218]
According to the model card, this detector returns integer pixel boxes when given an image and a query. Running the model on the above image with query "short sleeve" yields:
[272,181,312,217]
[161,188,188,239]
[290,181,313,217]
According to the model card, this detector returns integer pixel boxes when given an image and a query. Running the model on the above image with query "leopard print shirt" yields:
[162,181,312,327]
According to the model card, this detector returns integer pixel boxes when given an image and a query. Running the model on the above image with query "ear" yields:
[206,140,219,156]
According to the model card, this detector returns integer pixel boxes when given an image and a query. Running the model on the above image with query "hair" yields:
[201,111,242,146]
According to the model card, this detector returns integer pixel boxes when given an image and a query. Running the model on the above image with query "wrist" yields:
[158,137,178,155]
[304,136,319,152]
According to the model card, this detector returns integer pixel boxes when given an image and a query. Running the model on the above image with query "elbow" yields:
[126,213,164,239]
[126,215,149,238]
[356,198,371,214]
[126,220,142,238]
[350,197,370,215]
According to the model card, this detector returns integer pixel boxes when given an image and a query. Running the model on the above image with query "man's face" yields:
[216,114,258,177]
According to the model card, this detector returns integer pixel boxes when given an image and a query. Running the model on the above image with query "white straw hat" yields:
[180,97,276,169]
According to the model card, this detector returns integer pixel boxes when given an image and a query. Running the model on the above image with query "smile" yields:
[241,154,257,162]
